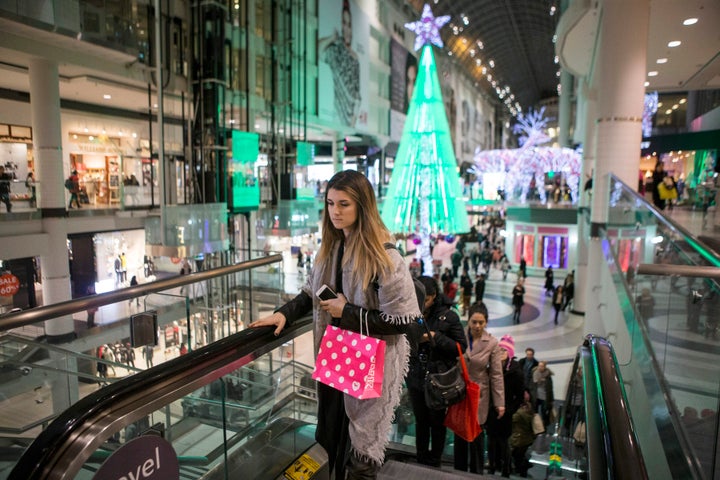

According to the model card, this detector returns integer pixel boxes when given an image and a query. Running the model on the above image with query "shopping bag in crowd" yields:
[312,324,386,399]
[444,343,481,442]
[532,413,545,435]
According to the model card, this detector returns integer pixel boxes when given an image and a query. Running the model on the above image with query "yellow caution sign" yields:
[284,453,321,480]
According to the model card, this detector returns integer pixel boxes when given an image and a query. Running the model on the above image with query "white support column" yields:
[558,69,573,148]
[28,58,74,339]
[573,80,598,316]
[590,0,649,226]
[586,0,650,332]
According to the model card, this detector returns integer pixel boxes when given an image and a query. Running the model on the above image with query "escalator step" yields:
[379,460,489,479]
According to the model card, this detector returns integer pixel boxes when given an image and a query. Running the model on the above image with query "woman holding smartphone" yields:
[251,170,421,479]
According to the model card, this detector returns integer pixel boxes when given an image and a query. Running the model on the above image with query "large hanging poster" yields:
[318,0,369,129]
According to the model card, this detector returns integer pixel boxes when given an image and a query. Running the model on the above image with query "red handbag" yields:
[444,342,481,442]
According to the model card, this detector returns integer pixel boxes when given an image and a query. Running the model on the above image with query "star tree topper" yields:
[405,4,451,51]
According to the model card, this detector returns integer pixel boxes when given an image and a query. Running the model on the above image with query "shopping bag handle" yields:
[456,342,470,383]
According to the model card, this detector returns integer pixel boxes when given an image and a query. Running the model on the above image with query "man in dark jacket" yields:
[406,276,467,467]
[475,273,486,303]
[518,348,539,391]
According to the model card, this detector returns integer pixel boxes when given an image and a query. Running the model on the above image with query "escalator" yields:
[1,313,653,480]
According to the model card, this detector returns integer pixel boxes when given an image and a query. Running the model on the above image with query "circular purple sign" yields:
[93,435,179,480]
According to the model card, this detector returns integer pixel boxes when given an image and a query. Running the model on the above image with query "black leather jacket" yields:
[406,295,467,391]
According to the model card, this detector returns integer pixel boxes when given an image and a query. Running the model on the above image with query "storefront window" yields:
[514,233,535,267]
[541,235,569,269]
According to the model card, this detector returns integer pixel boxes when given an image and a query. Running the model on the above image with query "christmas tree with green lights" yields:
[381,5,470,275]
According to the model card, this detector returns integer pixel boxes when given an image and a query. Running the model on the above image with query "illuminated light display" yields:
[382,5,469,276]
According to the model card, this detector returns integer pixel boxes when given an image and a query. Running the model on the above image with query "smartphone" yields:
[316,284,338,300]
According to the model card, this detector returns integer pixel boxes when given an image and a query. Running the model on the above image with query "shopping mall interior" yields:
[0,0,719,478]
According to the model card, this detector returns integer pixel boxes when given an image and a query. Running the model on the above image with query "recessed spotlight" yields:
[648,71,658,77]
[665,109,672,115]
[683,18,698,26]
[668,40,681,48]
[644,81,650,87]
[657,102,663,107]
[656,58,668,64]
[103,94,111,99]
[672,104,679,110]
[153,103,158,108]
[89,136,94,141]
[83,128,89,133]
[132,132,138,138]
[679,98,686,104]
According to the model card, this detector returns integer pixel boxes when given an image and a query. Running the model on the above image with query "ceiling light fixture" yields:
[656,58,667,64]
[103,94,111,99]
[668,40,681,47]
[647,71,658,77]
[683,18,698,26]
[679,98,686,104]
[644,81,650,87]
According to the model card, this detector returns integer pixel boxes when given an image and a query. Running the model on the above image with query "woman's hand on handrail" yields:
[250,312,287,336]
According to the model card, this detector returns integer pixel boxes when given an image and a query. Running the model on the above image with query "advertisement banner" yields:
[318,0,369,129]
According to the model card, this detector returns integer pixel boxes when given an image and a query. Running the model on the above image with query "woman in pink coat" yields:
[453,302,506,474]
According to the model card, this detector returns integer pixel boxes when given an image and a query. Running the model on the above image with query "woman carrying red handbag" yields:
[454,302,505,475]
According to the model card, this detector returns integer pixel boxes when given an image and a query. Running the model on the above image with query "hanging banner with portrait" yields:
[389,39,416,141]
[318,0,370,129]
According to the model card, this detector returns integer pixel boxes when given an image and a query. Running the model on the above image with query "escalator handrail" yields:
[9,316,313,480]
[0,253,283,332]
[586,334,649,480]
[608,173,720,267]
[580,343,608,478]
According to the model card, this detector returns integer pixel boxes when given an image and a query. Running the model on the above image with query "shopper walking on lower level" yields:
[511,279,525,324]
[0,166,12,212]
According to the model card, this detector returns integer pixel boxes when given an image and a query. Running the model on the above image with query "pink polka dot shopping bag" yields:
[312,324,386,399]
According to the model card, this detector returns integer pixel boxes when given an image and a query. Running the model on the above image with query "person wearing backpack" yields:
[67,170,81,209]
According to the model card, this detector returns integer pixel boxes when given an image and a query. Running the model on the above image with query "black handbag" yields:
[420,314,467,409]
[424,361,466,410]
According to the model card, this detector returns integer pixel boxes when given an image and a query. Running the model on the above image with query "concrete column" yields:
[558,69,573,148]
[28,58,74,340]
[29,58,65,212]
[573,80,598,316]
[590,0,649,226]
[586,0,649,331]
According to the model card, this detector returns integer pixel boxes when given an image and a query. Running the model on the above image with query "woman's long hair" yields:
[316,170,393,289]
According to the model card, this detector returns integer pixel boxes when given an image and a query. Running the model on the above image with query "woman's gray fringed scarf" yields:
[302,242,421,465]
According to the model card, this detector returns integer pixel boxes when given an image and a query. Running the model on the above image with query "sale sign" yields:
[0,273,19,297]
